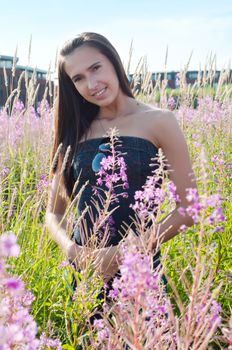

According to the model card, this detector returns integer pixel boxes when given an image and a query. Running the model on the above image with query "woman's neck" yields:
[96,96,138,121]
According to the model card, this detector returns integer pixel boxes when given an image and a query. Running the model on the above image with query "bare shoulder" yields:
[140,106,179,148]
[144,106,175,121]
[138,102,175,123]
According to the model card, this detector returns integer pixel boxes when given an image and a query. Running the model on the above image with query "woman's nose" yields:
[87,76,98,90]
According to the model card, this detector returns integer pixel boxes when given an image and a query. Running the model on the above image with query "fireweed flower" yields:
[130,175,165,221]
[182,292,222,349]
[129,150,181,247]
[109,246,168,313]
[0,232,20,257]
[92,244,224,349]
[12,99,25,115]
[222,317,232,349]
[0,232,62,349]
[37,99,51,116]
[96,214,117,241]
[58,260,70,269]
[38,333,62,350]
[91,133,129,240]
[93,319,110,343]
[211,155,225,167]
[210,300,222,324]
[131,175,178,224]
[0,98,53,172]
[93,145,129,201]
[37,174,49,194]
[93,244,174,349]
[168,181,180,203]
[3,277,24,294]
[192,296,222,326]
[175,72,180,87]
[167,96,176,110]
[178,189,226,229]
[196,96,227,127]
[176,104,196,124]
[0,166,10,179]
[225,163,232,180]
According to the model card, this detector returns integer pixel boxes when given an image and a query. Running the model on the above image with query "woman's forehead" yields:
[64,46,105,75]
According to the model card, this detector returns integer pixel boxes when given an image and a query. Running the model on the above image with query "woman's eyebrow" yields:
[71,61,101,81]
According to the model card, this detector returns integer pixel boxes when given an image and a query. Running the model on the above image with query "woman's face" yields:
[64,45,120,107]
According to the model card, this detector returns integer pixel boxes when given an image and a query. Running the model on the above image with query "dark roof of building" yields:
[0,55,47,73]
[16,65,47,74]
[0,55,19,62]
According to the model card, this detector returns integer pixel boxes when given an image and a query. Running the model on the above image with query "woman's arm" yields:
[149,110,197,250]
[45,173,83,265]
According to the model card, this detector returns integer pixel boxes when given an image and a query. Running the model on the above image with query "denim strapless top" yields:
[72,136,160,247]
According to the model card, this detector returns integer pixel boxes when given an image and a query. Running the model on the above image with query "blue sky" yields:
[0,0,231,73]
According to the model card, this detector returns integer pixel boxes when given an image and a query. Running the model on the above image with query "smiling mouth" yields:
[93,87,107,96]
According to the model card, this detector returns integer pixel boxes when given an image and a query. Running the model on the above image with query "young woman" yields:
[46,32,196,284]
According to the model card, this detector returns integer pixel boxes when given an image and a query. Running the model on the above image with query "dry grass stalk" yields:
[7,186,17,223]
[27,34,32,66]
[48,74,52,99]
[49,143,63,177]
[71,173,82,198]
[7,71,26,115]
[46,62,51,85]
[131,56,145,96]
[19,158,28,193]
[24,69,29,93]
[53,48,58,73]
[31,83,40,106]
[60,145,71,174]
[11,45,18,84]
[3,89,18,114]
[197,63,202,88]
[216,68,231,100]
[71,206,90,238]
[39,86,49,116]
[3,66,8,86]
[59,180,90,231]
[3,66,9,100]
[141,71,152,95]
[18,195,32,220]
[37,225,47,253]
[33,191,47,219]
[26,68,37,108]
[126,39,133,76]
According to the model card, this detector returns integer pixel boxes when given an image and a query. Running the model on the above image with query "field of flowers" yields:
[0,66,231,349]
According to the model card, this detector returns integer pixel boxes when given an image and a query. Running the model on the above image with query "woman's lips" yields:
[92,87,107,99]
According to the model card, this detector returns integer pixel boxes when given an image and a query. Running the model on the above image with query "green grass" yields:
[0,92,231,348]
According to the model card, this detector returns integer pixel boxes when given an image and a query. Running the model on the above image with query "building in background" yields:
[1,55,231,107]
[128,69,229,93]
[0,55,49,107]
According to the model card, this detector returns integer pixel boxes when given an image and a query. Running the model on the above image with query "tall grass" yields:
[0,53,231,349]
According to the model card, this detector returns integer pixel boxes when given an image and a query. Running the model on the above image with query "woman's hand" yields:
[92,245,120,283]
[67,242,119,282]
[66,241,90,270]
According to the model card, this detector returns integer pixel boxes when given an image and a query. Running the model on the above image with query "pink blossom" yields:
[4,278,24,293]
[0,232,20,258]
[0,232,62,349]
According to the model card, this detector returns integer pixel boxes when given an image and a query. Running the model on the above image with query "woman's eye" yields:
[93,65,100,71]
[74,77,82,82]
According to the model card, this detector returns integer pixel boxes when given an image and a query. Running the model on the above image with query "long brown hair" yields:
[52,32,134,197]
